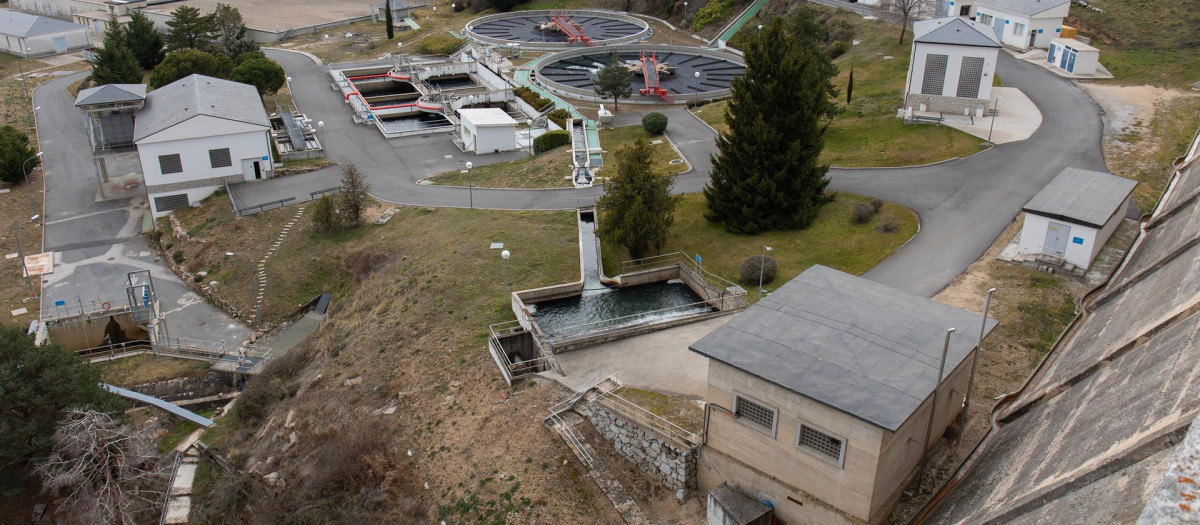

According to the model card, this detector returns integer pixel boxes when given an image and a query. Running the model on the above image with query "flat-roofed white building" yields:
[1018,167,1136,270]
[459,107,518,155]
[0,8,92,57]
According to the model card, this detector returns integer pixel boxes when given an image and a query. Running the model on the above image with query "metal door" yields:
[53,36,67,53]
[992,18,1005,42]
[1043,221,1071,257]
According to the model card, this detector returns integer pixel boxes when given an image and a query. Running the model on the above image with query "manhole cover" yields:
[421,135,431,138]
[669,159,684,165]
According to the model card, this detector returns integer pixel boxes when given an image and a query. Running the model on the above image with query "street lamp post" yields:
[323,34,332,67]
[986,96,1002,146]
[225,252,260,328]
[501,249,510,307]
[317,121,326,159]
[15,215,40,299]
[757,245,773,301]
[22,152,43,218]
[465,161,474,209]
[17,47,32,128]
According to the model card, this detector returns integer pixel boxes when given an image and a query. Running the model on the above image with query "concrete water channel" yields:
[488,210,748,385]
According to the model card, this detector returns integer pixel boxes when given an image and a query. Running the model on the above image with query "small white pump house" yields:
[458,108,517,155]
[904,17,1000,117]
[1018,168,1136,270]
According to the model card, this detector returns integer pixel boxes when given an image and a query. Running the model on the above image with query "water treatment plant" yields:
[535,45,746,104]
[464,10,652,49]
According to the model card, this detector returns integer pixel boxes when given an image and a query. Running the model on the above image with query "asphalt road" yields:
[34,71,251,344]
[265,48,1104,297]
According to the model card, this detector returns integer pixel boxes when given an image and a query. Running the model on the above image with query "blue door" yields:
[1059,47,1070,69]
[1066,51,1077,73]
[1047,43,1057,64]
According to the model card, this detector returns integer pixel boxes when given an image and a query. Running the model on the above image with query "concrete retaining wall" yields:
[577,401,697,490]
[904,93,989,116]
[130,371,230,402]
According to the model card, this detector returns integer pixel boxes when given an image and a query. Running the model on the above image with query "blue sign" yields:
[260,155,269,161]
[1072,237,1084,245]
[54,300,65,307]
[695,254,702,264]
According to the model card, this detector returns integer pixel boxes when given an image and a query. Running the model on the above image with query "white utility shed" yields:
[459,108,517,155]
[1046,38,1099,75]
[0,8,92,57]
[1018,168,1135,270]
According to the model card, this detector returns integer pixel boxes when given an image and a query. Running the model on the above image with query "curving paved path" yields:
[266,49,1104,297]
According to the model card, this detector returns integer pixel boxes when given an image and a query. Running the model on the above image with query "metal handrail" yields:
[488,321,554,377]
[550,412,593,469]
[545,300,719,344]
[237,197,296,215]
[310,187,341,200]
[547,371,605,417]
[158,451,183,525]
[592,383,701,449]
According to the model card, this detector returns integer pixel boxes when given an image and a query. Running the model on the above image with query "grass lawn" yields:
[428,125,687,188]
[692,5,986,167]
[1066,0,1200,88]
[601,193,918,297]
[1107,96,1200,211]
[96,355,213,387]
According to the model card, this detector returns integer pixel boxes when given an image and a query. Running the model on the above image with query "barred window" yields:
[158,154,183,174]
[797,421,846,467]
[956,56,985,99]
[734,393,777,437]
[921,54,948,96]
[153,193,190,212]
[208,148,232,168]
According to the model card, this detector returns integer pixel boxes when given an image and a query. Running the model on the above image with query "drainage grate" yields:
[421,134,431,138]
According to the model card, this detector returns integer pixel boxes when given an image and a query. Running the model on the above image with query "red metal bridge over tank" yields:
[551,10,591,45]
[638,51,670,103]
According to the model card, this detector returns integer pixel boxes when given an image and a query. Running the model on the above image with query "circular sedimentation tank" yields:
[534,45,746,104]
[464,10,651,49]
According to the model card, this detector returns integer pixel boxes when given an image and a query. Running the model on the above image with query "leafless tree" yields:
[891,0,926,45]
[35,410,168,525]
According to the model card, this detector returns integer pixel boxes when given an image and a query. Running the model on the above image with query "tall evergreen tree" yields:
[593,57,632,112]
[384,0,395,40]
[90,17,142,86]
[148,49,233,88]
[596,139,678,260]
[210,3,257,57]
[125,11,165,69]
[0,126,38,185]
[703,19,837,234]
[165,5,215,51]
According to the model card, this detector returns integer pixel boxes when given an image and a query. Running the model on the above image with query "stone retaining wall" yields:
[130,371,231,402]
[577,402,697,490]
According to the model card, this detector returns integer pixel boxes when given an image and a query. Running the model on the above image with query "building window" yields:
[796,420,847,468]
[921,54,948,96]
[979,13,993,25]
[1014,23,1026,36]
[956,56,985,98]
[153,193,190,212]
[158,154,183,174]
[733,393,777,437]
[208,148,232,168]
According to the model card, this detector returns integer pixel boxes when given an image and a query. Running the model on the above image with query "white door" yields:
[1043,222,1071,257]
[242,158,262,180]
[53,36,67,53]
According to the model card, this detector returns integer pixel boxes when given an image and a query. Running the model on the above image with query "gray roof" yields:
[0,8,89,37]
[974,0,1070,17]
[134,74,269,142]
[914,17,1000,47]
[75,83,146,106]
[690,265,997,432]
[1022,168,1136,228]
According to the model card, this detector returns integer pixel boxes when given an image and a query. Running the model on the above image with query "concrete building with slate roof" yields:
[134,74,273,217]
[1017,167,1136,270]
[947,0,1070,49]
[0,8,92,57]
[903,17,1000,117]
[690,265,996,525]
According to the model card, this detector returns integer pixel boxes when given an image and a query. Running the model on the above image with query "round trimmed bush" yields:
[533,130,570,154]
[739,255,778,286]
[642,112,668,134]
[851,202,875,224]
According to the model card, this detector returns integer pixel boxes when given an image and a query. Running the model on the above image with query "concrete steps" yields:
[254,206,307,318]
[549,411,650,525]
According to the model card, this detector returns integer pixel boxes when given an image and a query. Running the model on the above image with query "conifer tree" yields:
[165,5,215,51]
[597,139,678,260]
[385,0,395,40]
[703,18,837,234]
[125,11,165,69]
[593,57,632,112]
[90,17,142,85]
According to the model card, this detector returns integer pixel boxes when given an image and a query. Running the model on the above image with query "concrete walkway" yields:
[943,86,1043,144]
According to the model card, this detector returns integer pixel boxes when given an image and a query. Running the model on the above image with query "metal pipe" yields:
[22,153,41,218]
[958,287,995,446]
[918,327,955,490]
[757,245,772,301]
[701,402,738,446]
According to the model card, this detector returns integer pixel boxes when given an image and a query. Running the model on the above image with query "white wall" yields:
[1090,200,1128,263]
[138,126,272,216]
[906,41,998,102]
[461,120,516,155]
[1,28,92,56]
[1047,40,1099,75]
[1018,213,1101,269]
[974,4,1067,49]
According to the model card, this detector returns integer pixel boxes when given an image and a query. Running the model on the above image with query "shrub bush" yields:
[414,34,464,56]
[829,40,849,60]
[870,198,884,213]
[172,250,184,264]
[642,112,668,134]
[513,86,552,111]
[692,0,733,30]
[878,214,900,233]
[547,108,572,129]
[739,255,778,286]
[534,130,570,154]
[851,202,876,224]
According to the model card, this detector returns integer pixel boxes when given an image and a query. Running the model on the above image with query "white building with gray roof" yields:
[0,8,92,57]
[691,265,996,524]
[947,0,1070,49]
[1017,167,1136,270]
[903,17,1000,117]
[134,74,273,217]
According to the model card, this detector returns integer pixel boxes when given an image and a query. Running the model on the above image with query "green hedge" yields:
[534,130,570,154]
[642,112,668,134]
[547,108,572,129]
[513,86,552,111]
[415,34,464,56]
